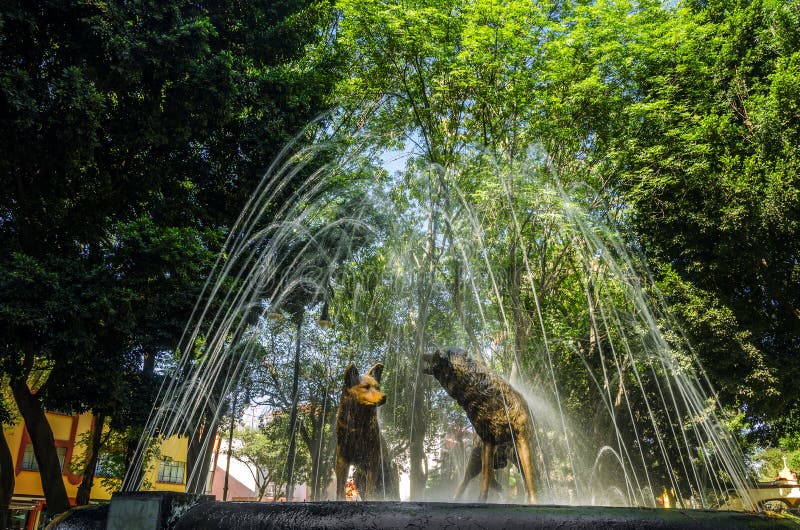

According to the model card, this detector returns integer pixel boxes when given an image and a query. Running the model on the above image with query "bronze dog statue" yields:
[335,362,398,500]
[422,347,537,503]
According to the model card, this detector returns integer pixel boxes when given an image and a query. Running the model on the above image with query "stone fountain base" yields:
[49,495,798,530]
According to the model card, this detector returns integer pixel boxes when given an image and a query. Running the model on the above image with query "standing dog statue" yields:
[422,347,537,503]
[335,362,399,500]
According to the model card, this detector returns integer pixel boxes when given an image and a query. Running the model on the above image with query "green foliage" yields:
[609,0,800,436]
[329,0,800,499]
[1,0,797,506]
[657,265,778,409]
[0,0,341,407]
[751,430,800,482]
[336,0,551,162]
[69,430,114,493]
[68,428,160,495]
[0,0,340,510]
[0,384,17,427]
[231,417,310,500]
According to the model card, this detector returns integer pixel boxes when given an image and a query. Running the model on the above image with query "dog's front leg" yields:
[478,440,495,502]
[335,451,349,500]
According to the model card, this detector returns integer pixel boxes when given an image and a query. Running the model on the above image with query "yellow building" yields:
[3,411,189,529]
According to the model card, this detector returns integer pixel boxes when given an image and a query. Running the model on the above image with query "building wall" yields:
[142,436,189,493]
[5,412,113,502]
[3,411,190,503]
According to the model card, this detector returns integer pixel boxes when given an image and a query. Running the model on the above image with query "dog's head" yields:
[421,347,466,377]
[343,362,387,407]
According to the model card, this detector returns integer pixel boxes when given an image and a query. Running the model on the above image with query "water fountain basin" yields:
[49,496,799,530]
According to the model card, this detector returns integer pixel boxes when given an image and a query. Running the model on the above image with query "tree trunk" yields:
[11,379,71,515]
[122,428,144,491]
[409,345,429,501]
[308,406,336,500]
[285,313,303,501]
[508,236,530,373]
[409,185,442,501]
[186,427,200,491]
[76,414,105,505]
[223,392,237,501]
[451,256,482,359]
[409,363,428,500]
[186,419,218,494]
[122,350,158,490]
[301,385,333,501]
[305,412,321,501]
[0,425,14,529]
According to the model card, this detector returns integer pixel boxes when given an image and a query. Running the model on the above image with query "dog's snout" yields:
[378,394,387,406]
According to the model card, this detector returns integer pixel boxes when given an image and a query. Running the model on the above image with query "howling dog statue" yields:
[422,347,537,503]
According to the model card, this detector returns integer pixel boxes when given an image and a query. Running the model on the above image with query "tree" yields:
[1,0,340,512]
[246,309,347,501]
[229,421,307,501]
[751,432,800,483]
[608,0,799,435]
[331,0,774,504]
[284,309,305,500]
[332,0,620,498]
[0,431,12,528]
[230,311,339,500]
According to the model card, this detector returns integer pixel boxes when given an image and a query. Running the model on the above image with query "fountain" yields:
[51,135,797,528]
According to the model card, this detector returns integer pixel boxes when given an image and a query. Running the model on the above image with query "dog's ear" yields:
[367,362,384,383]
[344,364,360,388]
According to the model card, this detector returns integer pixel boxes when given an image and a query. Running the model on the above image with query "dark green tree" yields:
[611,0,799,434]
[0,0,339,514]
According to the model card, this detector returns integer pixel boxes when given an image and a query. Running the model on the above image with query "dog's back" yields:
[425,349,532,444]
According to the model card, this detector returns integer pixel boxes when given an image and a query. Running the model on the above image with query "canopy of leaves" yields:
[609,0,800,434]
[0,0,340,422]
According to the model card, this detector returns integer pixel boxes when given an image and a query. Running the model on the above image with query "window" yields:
[157,460,185,484]
[21,444,36,470]
[21,444,66,472]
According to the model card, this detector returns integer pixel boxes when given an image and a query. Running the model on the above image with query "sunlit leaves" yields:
[609,1,800,437]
